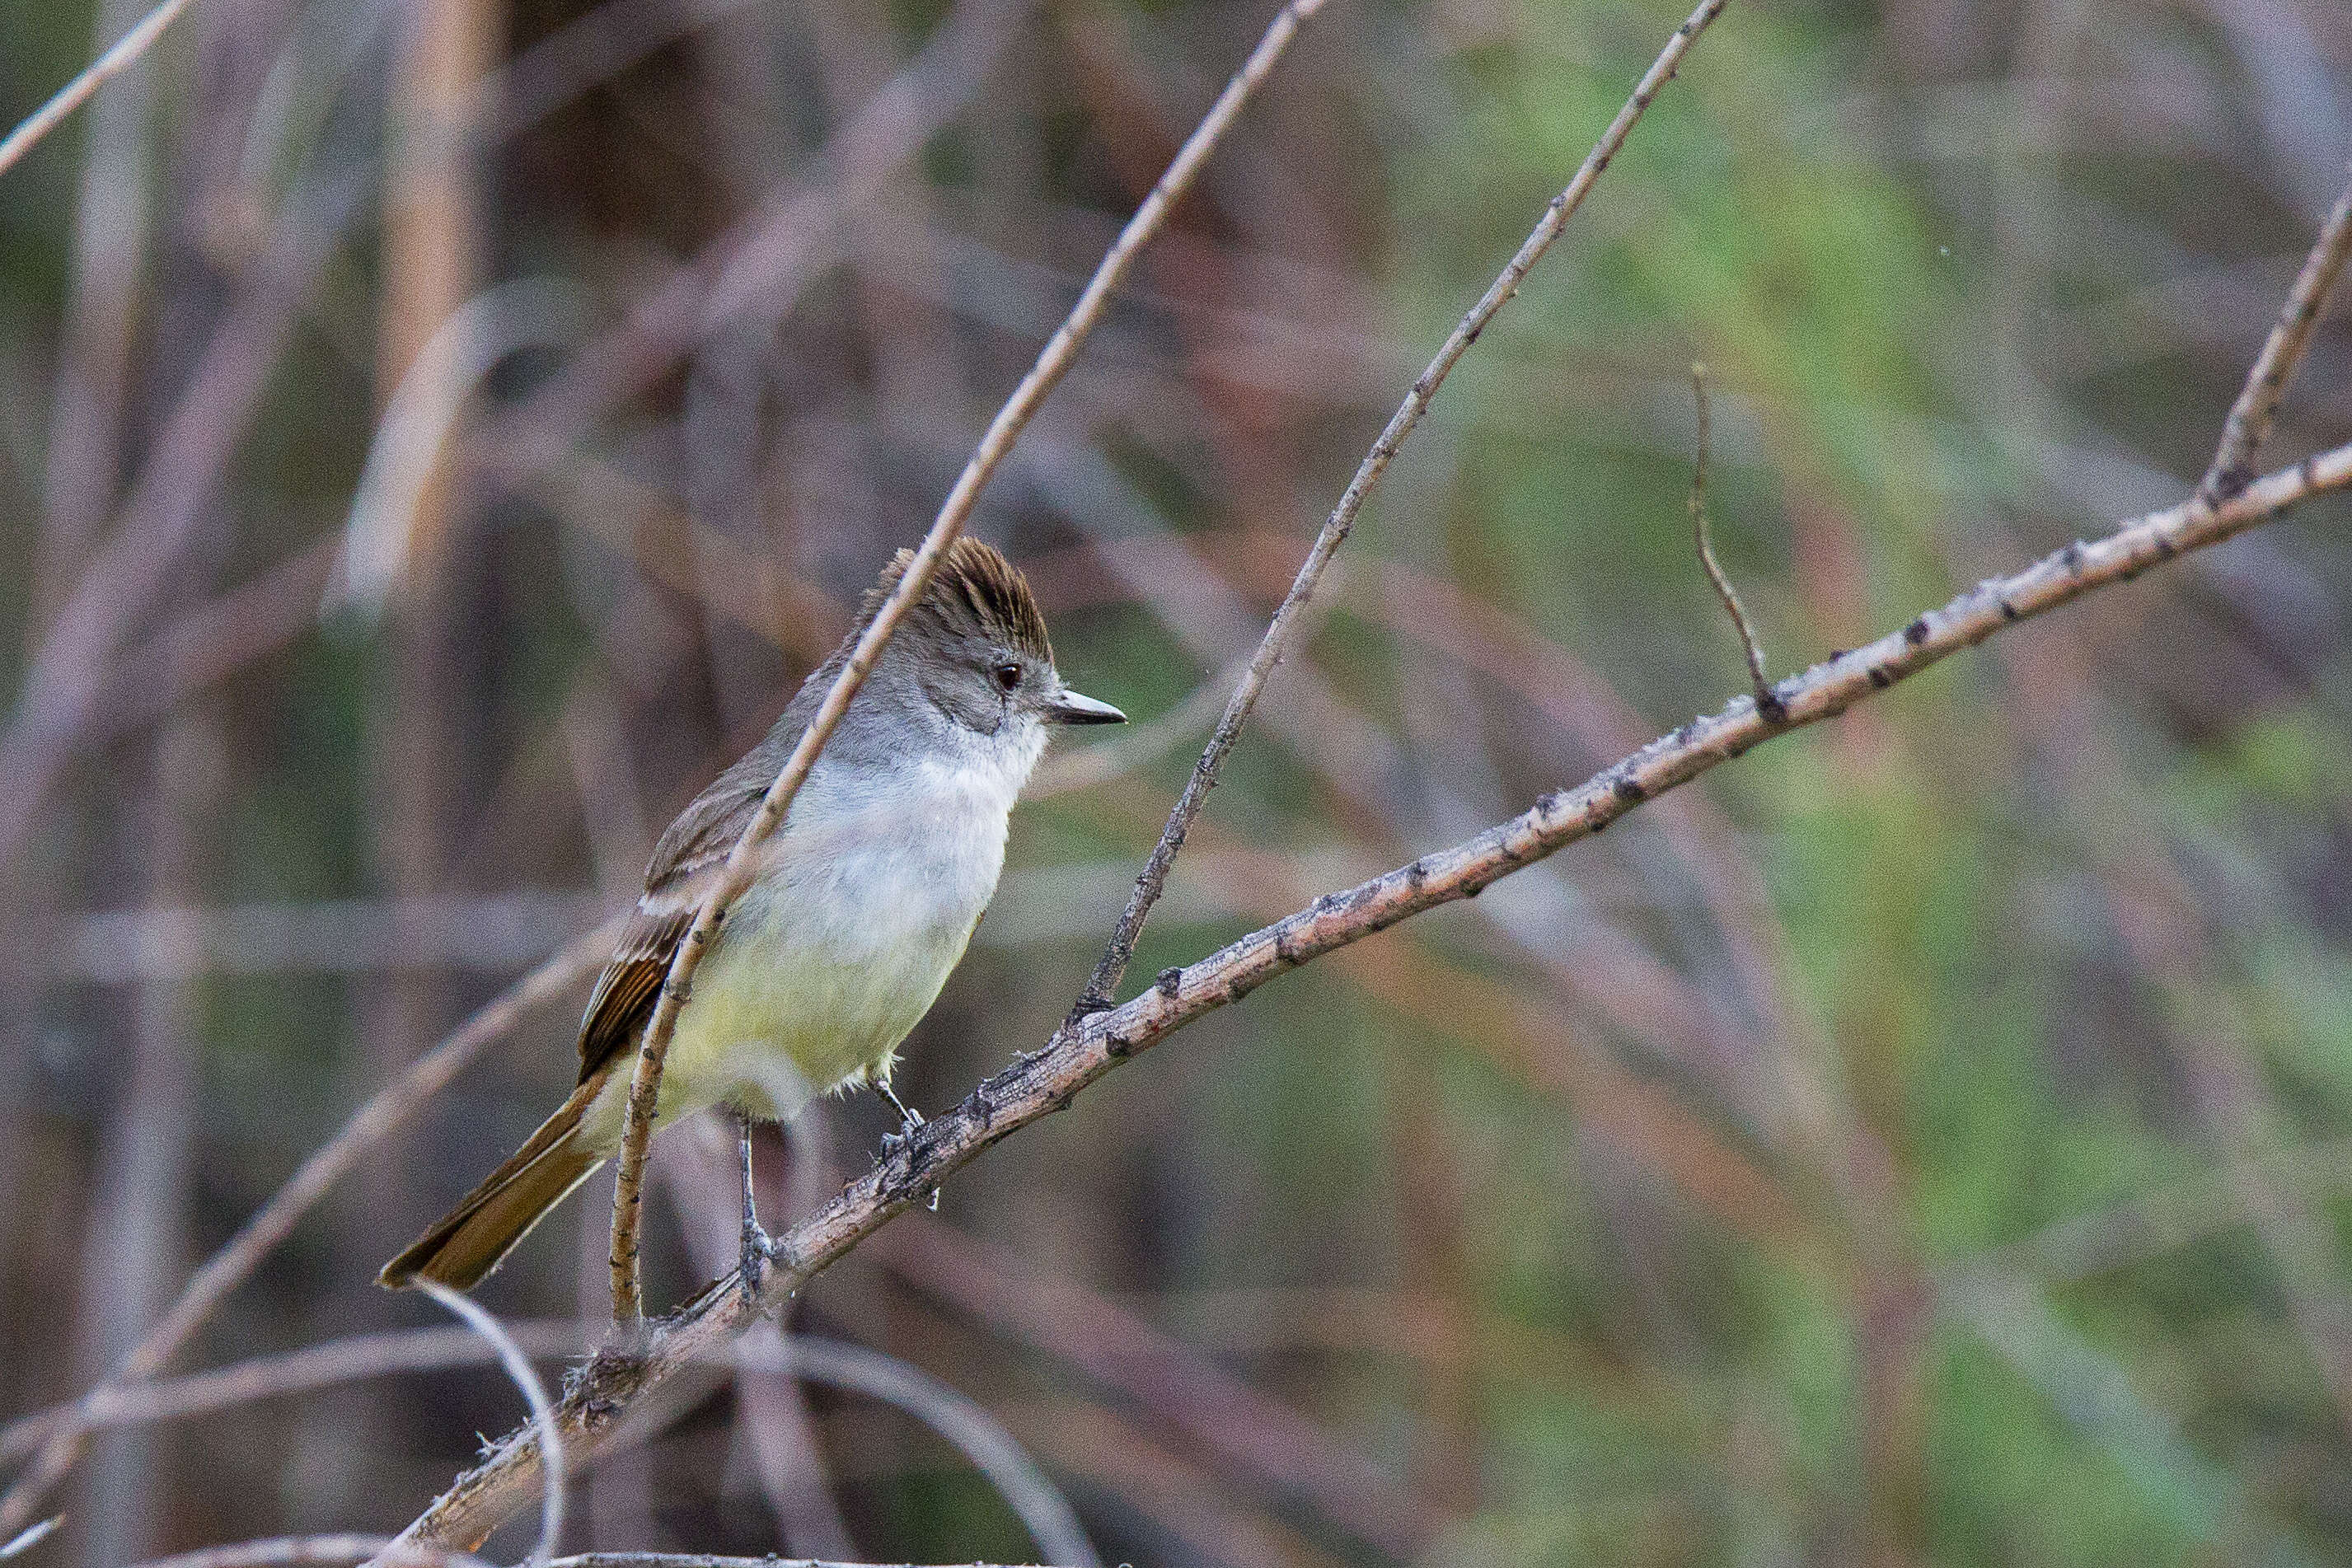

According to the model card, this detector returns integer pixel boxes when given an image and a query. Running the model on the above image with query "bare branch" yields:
[2198,164,2352,505]
[382,430,2352,1552]
[0,0,194,180]
[604,0,1330,1324]
[0,927,616,1538]
[1686,363,1777,718]
[1072,0,1735,1017]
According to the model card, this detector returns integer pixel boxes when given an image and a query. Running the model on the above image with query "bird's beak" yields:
[1047,688,1127,726]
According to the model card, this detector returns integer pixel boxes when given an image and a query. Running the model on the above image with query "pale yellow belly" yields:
[577,873,982,1151]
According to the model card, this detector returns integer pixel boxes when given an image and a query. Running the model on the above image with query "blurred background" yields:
[1,0,2350,1562]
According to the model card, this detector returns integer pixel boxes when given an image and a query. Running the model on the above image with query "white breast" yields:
[583,725,1044,1145]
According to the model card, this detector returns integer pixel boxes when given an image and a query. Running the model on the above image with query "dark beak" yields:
[1048,688,1127,726]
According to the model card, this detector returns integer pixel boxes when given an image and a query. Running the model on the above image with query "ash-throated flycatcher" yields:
[379,538,1124,1290]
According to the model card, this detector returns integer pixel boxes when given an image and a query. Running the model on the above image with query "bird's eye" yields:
[993,662,1023,692]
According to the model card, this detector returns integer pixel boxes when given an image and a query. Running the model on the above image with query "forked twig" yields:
[0,0,195,180]
[2199,164,2352,506]
[604,0,1332,1325]
[1686,363,1778,718]
[1074,0,1736,1016]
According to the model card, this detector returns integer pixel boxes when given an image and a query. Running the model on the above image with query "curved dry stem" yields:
[604,0,1331,1325]
[1072,0,1736,1018]
[735,1332,1099,1568]
[418,1285,565,1568]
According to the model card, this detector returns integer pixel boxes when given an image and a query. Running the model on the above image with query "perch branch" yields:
[1074,0,1734,1016]
[1686,363,1776,717]
[603,0,1328,1324]
[386,433,2352,1552]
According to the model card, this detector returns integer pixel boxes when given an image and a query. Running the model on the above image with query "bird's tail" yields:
[377,1074,610,1291]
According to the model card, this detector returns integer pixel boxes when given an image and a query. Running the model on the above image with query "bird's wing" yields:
[574,749,782,1084]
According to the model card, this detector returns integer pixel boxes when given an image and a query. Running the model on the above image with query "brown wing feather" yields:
[575,905,692,1083]
[574,740,786,1083]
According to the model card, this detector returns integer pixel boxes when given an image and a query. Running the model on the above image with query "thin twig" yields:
[1,1324,588,1459]
[0,0,194,180]
[0,1519,60,1560]
[385,433,2352,1551]
[417,1285,565,1568]
[0,925,616,1538]
[1072,0,1736,1017]
[128,1538,490,1568]
[546,1559,1048,1568]
[1686,363,1776,718]
[2198,163,2352,506]
[603,0,1330,1326]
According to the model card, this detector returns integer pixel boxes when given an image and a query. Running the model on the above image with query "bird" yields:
[378,538,1125,1291]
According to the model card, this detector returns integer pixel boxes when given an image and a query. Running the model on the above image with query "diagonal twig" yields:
[1072,0,1735,1017]
[0,0,194,180]
[2198,163,2352,506]
[603,0,1333,1325]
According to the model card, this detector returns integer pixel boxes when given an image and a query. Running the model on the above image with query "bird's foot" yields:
[736,1112,770,1298]
[738,1215,773,1297]
[878,1107,925,1159]
[877,1081,925,1158]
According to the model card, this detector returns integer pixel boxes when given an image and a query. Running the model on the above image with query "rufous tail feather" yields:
[377,1073,611,1291]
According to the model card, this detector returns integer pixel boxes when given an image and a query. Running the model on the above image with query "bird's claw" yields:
[738,1219,772,1297]
[878,1105,925,1159]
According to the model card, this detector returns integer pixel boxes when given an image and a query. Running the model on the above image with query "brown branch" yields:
[0,0,194,180]
[1073,0,1735,1017]
[384,437,2352,1555]
[2198,163,2352,506]
[604,0,1330,1325]
[1686,363,1776,718]
[0,927,616,1538]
